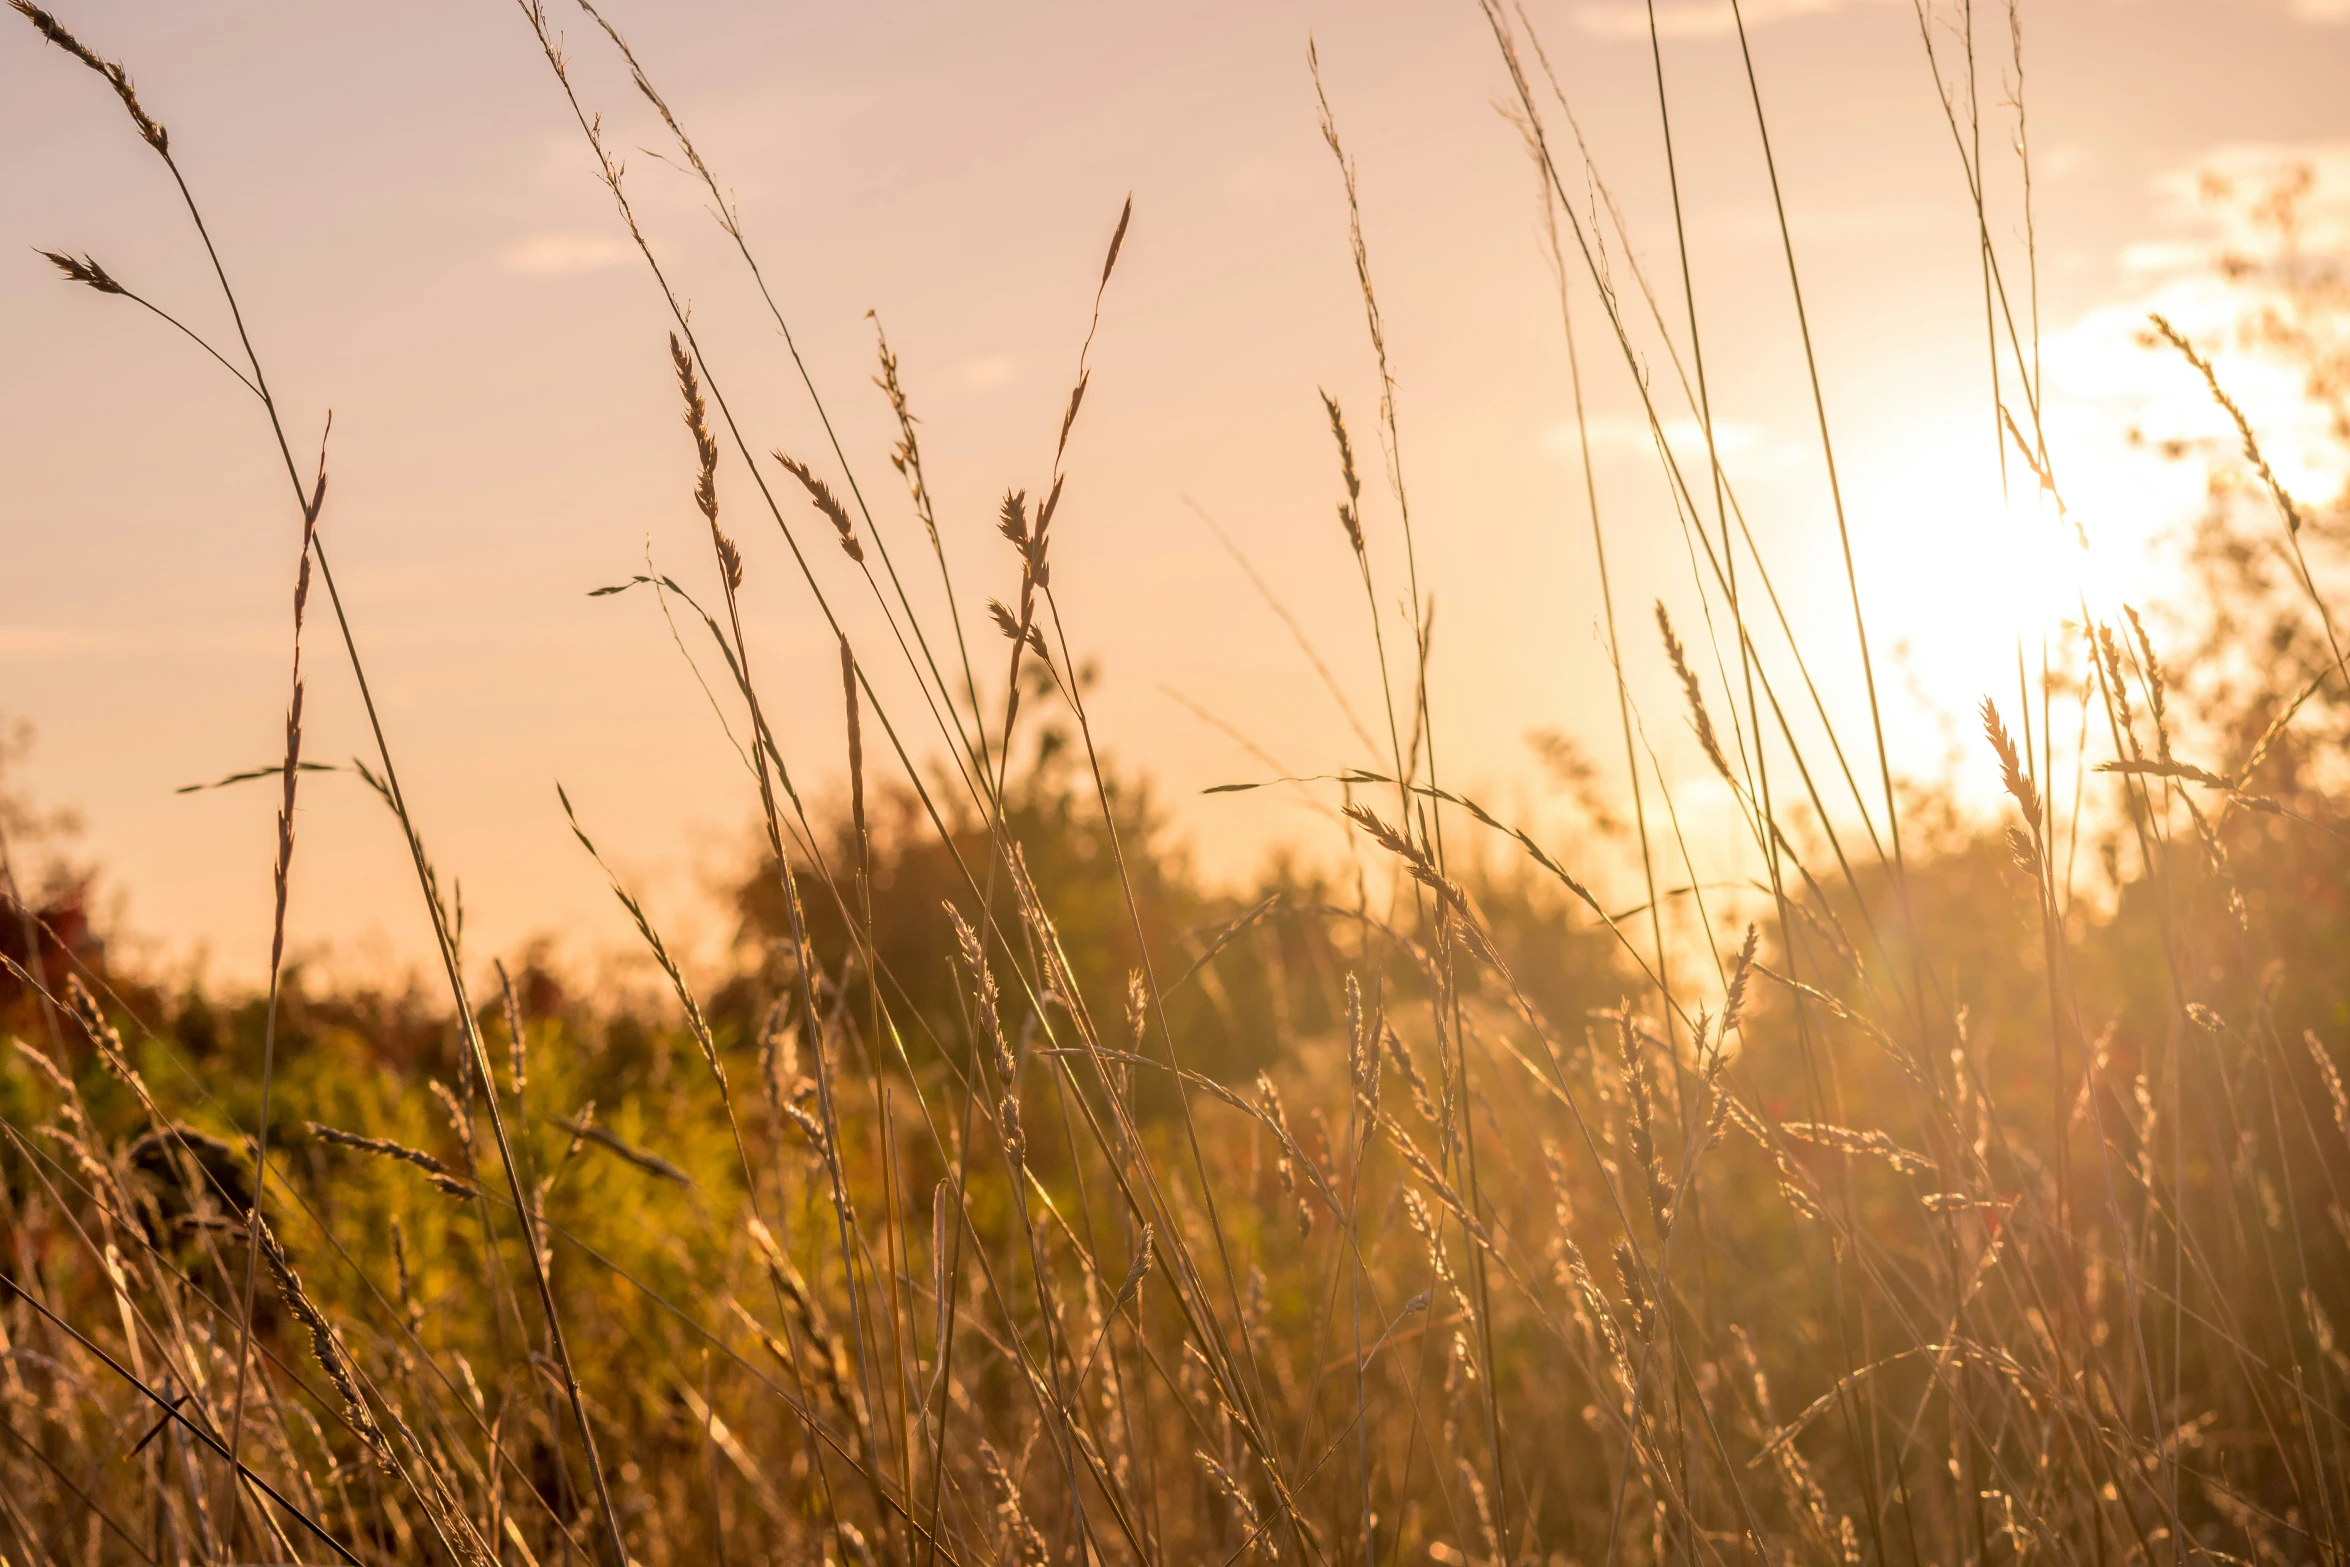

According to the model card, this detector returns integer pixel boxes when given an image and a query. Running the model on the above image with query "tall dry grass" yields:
[6,2,2350,1565]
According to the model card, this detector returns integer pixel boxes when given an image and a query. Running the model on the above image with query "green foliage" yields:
[9,10,2350,1567]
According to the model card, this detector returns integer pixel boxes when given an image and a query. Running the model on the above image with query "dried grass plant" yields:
[6,3,2350,1566]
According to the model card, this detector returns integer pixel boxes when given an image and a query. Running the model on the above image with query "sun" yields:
[1828,408,2188,778]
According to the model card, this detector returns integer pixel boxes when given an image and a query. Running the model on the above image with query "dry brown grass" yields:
[7,4,2350,1567]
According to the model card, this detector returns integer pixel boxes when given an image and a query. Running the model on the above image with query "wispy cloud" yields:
[0,628,131,656]
[1547,412,1776,464]
[2027,139,2350,526]
[1572,0,1894,41]
[1705,200,1948,246]
[500,234,634,278]
[953,354,1023,391]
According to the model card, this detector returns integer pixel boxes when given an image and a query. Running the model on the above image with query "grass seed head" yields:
[1979,698,2043,827]
[13,3,169,153]
[256,1216,388,1462]
[775,450,862,563]
[1656,602,1732,783]
[40,249,125,295]
[1321,390,1365,553]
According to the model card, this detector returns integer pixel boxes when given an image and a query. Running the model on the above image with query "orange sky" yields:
[5,0,2348,986]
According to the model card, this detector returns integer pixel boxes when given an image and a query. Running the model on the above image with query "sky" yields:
[4,0,2348,987]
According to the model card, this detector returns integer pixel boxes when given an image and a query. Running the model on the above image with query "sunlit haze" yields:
[6,0,2349,984]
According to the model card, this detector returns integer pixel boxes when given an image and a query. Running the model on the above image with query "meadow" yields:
[5,2,2350,1564]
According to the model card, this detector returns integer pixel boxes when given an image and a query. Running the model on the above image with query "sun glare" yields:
[7,3,2348,1561]
[1845,406,2182,771]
